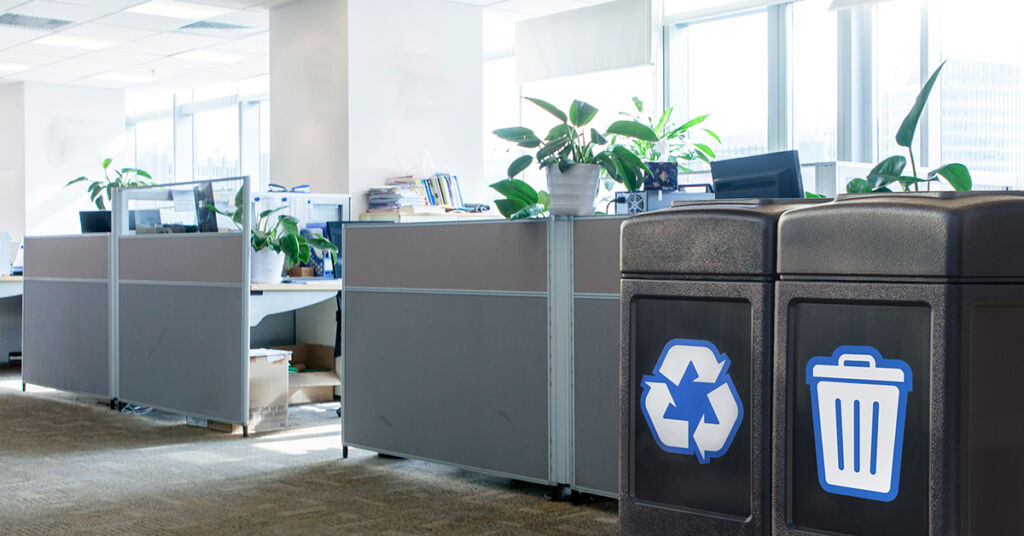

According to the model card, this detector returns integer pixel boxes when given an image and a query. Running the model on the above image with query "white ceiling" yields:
[0,0,609,91]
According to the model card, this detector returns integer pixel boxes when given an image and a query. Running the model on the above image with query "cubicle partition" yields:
[343,216,627,494]
[571,216,625,497]
[343,220,553,484]
[115,178,252,426]
[22,234,112,399]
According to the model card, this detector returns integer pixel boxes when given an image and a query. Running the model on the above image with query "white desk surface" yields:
[248,279,342,327]
[0,275,23,299]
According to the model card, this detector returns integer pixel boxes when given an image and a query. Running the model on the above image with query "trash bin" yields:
[620,198,821,536]
[772,192,1024,536]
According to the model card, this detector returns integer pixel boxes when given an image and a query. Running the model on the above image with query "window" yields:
[260,100,270,187]
[133,119,173,182]
[874,0,922,161]
[792,0,837,162]
[483,57,520,185]
[194,107,240,180]
[936,0,1024,187]
[667,10,769,161]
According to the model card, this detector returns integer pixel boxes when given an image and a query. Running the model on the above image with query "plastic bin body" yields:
[773,193,1024,536]
[620,199,821,536]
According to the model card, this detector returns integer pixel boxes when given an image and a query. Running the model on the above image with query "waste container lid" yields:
[778,192,1024,281]
[620,198,826,279]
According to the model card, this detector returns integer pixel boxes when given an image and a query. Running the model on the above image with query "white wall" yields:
[269,0,349,195]
[22,83,125,237]
[347,0,484,215]
[269,0,484,216]
[0,83,25,244]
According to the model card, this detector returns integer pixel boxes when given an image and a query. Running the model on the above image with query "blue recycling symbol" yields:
[640,339,743,463]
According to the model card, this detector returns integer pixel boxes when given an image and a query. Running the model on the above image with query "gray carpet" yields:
[0,365,618,535]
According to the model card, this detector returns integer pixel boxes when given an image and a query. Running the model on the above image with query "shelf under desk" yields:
[249,280,343,327]
[0,276,23,299]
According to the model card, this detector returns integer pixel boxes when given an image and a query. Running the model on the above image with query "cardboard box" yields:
[275,344,340,404]
[249,348,290,431]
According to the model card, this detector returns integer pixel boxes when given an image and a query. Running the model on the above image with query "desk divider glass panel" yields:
[114,177,252,427]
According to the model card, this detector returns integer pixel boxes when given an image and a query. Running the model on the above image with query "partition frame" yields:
[113,177,251,426]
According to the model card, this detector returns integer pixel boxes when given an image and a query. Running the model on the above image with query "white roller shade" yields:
[515,0,652,83]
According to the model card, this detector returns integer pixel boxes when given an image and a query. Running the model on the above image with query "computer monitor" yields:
[710,150,803,199]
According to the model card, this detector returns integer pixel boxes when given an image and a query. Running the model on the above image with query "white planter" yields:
[546,163,600,216]
[251,248,286,284]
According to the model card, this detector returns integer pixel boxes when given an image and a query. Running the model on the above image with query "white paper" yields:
[172,189,196,213]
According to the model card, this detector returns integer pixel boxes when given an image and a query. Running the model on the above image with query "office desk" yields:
[0,275,23,299]
[249,280,343,327]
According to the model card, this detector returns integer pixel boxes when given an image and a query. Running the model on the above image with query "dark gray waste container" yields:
[772,192,1024,536]
[620,199,820,536]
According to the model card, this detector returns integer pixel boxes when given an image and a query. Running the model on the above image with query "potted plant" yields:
[491,97,659,218]
[846,61,971,194]
[624,97,720,191]
[65,158,152,233]
[208,189,338,283]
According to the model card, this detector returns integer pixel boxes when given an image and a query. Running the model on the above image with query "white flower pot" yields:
[251,248,286,284]
[546,163,600,216]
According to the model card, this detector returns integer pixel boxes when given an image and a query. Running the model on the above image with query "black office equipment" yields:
[711,150,803,199]
[193,182,218,233]
[128,209,161,232]
[79,211,111,233]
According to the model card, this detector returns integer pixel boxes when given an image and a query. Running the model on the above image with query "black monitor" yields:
[710,150,803,199]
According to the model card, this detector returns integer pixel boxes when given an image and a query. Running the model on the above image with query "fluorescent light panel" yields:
[174,49,245,63]
[35,34,118,50]
[127,1,231,21]
[0,62,34,72]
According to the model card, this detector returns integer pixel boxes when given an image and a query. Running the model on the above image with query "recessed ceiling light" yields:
[36,34,118,50]
[91,72,155,83]
[174,50,245,63]
[0,62,34,72]
[126,1,231,21]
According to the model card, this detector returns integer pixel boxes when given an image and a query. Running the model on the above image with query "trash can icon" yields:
[806,346,912,502]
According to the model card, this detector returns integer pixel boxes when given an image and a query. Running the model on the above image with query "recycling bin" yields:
[620,199,821,536]
[772,192,1024,536]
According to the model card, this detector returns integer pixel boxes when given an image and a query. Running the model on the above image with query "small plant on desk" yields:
[207,189,338,283]
[65,158,152,209]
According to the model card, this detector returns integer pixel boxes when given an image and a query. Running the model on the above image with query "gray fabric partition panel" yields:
[344,291,550,482]
[0,296,20,360]
[344,221,547,292]
[22,280,109,397]
[573,217,626,295]
[24,235,109,279]
[573,297,620,496]
[119,235,245,284]
[119,285,245,423]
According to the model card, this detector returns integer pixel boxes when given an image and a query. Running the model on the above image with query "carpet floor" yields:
[0,365,618,535]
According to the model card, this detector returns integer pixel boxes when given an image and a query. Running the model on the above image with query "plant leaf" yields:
[654,108,673,134]
[102,158,112,169]
[537,190,550,208]
[632,96,643,112]
[545,123,574,141]
[590,128,608,145]
[510,203,547,220]
[694,143,716,159]
[668,114,710,138]
[896,60,946,148]
[846,178,871,193]
[66,176,89,186]
[490,178,539,206]
[557,159,575,173]
[537,137,569,161]
[525,97,567,123]
[279,233,301,266]
[494,127,541,148]
[505,154,533,178]
[805,191,827,198]
[606,120,659,142]
[495,198,528,219]
[702,128,721,143]
[929,163,972,191]
[568,100,599,127]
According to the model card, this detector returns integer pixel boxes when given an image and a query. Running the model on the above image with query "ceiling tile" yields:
[53,0,147,9]
[62,22,158,41]
[207,6,267,29]
[0,1,32,11]
[4,40,88,57]
[0,49,63,66]
[4,70,81,83]
[75,49,160,67]
[96,11,189,31]
[184,0,266,8]
[33,58,108,76]
[489,0,589,16]
[8,0,108,22]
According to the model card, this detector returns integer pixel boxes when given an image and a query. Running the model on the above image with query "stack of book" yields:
[365,174,465,215]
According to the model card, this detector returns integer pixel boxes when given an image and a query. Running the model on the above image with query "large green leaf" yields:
[569,100,599,127]
[494,127,541,148]
[490,178,539,206]
[510,203,547,220]
[846,178,871,193]
[506,154,533,178]
[654,108,673,134]
[537,190,550,209]
[606,121,658,142]
[66,176,89,186]
[279,233,301,266]
[495,198,528,218]
[694,143,716,159]
[668,114,710,138]
[537,137,569,161]
[546,123,574,141]
[702,128,721,143]
[930,163,972,191]
[865,155,907,190]
[590,128,608,145]
[525,97,567,123]
[896,61,946,148]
